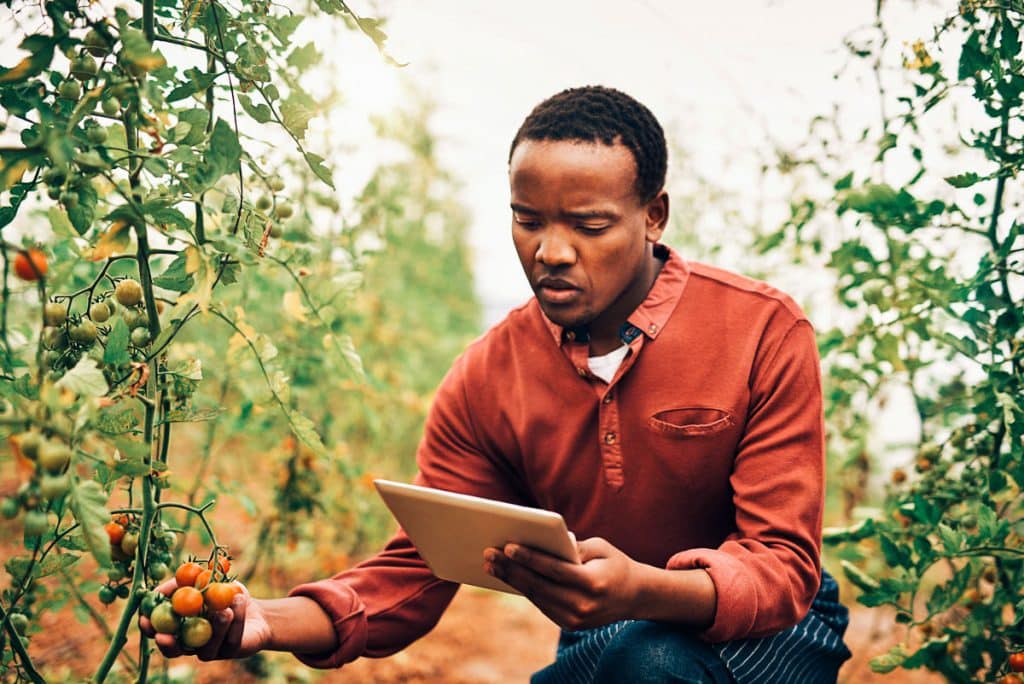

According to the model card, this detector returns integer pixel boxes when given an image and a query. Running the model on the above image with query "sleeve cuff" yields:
[666,547,756,642]
[287,578,369,668]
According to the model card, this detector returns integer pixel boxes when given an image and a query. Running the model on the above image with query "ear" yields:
[644,190,669,243]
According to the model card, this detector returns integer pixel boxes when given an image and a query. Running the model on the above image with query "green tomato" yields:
[84,29,109,57]
[120,531,139,556]
[149,602,180,634]
[1,497,20,519]
[69,319,98,344]
[39,474,71,500]
[42,166,67,187]
[115,279,143,307]
[256,195,272,211]
[89,302,111,323]
[43,302,67,326]
[274,203,293,220]
[23,510,49,538]
[43,326,68,351]
[8,613,29,635]
[60,191,79,209]
[120,308,147,329]
[180,617,213,649]
[140,591,162,618]
[58,80,81,101]
[269,223,283,238]
[268,176,285,192]
[130,327,151,347]
[37,440,71,474]
[71,54,98,81]
[86,126,108,145]
[107,566,125,582]
[148,561,169,582]
[17,431,42,461]
[98,585,117,605]
[101,97,120,116]
[115,584,130,599]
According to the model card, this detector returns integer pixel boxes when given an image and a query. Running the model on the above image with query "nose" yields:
[536,228,576,267]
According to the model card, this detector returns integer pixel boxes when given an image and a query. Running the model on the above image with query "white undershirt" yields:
[587,344,630,383]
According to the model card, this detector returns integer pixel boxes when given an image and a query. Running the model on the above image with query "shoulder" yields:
[684,261,809,329]
[447,298,544,379]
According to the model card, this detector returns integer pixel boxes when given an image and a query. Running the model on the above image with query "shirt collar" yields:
[541,243,691,347]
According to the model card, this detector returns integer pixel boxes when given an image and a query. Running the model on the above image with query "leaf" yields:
[111,439,150,477]
[177,108,211,145]
[94,403,138,435]
[5,553,78,582]
[937,523,962,554]
[66,183,98,235]
[85,220,133,261]
[120,28,166,72]
[238,94,273,124]
[68,480,111,569]
[944,172,982,188]
[879,533,913,569]
[281,99,314,140]
[167,69,219,102]
[287,409,327,458]
[103,318,131,366]
[287,43,321,70]
[158,406,223,425]
[142,202,191,231]
[870,645,908,674]
[0,35,56,83]
[841,559,881,591]
[926,563,970,614]
[153,253,194,292]
[0,149,37,191]
[833,171,854,191]
[194,119,241,191]
[56,358,109,398]
[303,152,335,189]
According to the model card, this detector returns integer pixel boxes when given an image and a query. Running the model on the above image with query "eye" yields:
[514,215,541,229]
[577,223,610,233]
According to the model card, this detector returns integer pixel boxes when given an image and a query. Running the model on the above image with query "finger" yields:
[503,543,589,588]
[138,615,156,638]
[492,554,583,611]
[155,578,178,596]
[575,537,612,563]
[221,589,248,655]
[196,608,233,661]
[153,632,185,658]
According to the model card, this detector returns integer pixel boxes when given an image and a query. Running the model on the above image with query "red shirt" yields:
[289,245,824,667]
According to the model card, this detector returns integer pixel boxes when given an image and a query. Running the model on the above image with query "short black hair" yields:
[509,85,667,203]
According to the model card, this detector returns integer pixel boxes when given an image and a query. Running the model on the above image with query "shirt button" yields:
[602,393,613,404]
[566,330,576,341]
[577,367,588,377]
[648,324,658,334]
[604,432,617,445]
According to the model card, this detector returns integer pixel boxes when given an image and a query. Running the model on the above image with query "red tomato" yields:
[14,249,47,281]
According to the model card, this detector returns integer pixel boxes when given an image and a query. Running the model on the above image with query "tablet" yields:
[374,479,580,594]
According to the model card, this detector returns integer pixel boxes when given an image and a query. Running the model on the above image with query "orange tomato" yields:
[13,249,47,281]
[203,582,238,611]
[194,569,212,591]
[171,586,204,617]
[105,522,126,545]
[174,561,203,588]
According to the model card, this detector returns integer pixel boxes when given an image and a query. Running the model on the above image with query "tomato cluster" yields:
[2,430,77,538]
[141,553,239,650]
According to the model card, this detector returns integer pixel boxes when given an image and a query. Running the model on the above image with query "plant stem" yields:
[57,567,139,672]
[142,0,154,42]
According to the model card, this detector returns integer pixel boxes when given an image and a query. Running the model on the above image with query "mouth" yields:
[535,277,582,305]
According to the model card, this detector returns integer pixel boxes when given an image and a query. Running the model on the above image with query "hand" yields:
[483,537,642,631]
[138,578,272,660]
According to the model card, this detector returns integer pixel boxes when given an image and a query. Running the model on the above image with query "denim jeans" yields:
[530,570,851,684]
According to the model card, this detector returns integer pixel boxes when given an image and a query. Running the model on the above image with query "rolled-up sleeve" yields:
[667,319,824,641]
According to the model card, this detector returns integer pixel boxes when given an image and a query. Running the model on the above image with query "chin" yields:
[538,303,590,330]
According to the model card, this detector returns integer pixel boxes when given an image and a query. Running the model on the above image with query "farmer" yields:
[142,86,852,682]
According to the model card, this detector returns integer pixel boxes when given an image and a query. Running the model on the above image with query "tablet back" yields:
[374,479,579,594]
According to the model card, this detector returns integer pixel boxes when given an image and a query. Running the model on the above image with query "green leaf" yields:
[870,645,908,673]
[68,480,111,569]
[5,553,78,582]
[167,69,219,102]
[937,523,962,554]
[286,409,327,458]
[833,172,854,191]
[281,98,314,140]
[94,403,138,436]
[66,182,98,235]
[926,563,970,614]
[153,253,194,292]
[112,438,151,477]
[103,318,130,366]
[287,43,322,70]
[880,533,913,569]
[55,358,109,398]
[238,93,273,124]
[142,202,191,231]
[177,108,211,145]
[193,119,241,191]
[120,28,166,72]
[944,172,982,188]
[0,34,56,83]
[841,559,881,591]
[304,152,335,189]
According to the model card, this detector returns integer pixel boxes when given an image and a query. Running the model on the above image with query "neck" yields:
[587,249,665,355]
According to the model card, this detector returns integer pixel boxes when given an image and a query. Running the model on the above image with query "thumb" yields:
[576,537,612,563]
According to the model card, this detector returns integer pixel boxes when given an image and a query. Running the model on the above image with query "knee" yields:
[592,621,727,684]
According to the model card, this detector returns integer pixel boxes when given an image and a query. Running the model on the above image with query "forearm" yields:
[631,564,716,628]
[259,597,339,654]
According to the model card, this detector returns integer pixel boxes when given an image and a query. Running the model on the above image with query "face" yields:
[509,139,668,339]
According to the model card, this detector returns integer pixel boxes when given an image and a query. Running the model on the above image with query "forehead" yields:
[509,139,638,206]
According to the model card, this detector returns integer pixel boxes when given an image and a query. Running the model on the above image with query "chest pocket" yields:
[647,406,734,438]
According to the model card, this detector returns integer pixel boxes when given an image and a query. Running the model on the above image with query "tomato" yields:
[115,279,144,307]
[58,79,81,100]
[121,308,148,329]
[39,474,70,500]
[71,54,98,81]
[1000,675,1023,684]
[208,554,231,575]
[274,203,293,219]
[88,301,111,323]
[98,585,117,604]
[86,125,108,145]
[256,195,272,211]
[171,586,204,617]
[204,582,238,611]
[180,617,213,649]
[37,440,71,474]
[890,469,907,484]
[150,602,180,634]
[1,497,19,519]
[44,302,67,326]
[43,326,68,350]
[13,249,47,281]
[268,176,285,192]
[107,566,124,582]
[1010,653,1024,672]
[69,319,98,344]
[115,584,130,599]
[120,531,139,556]
[84,29,109,57]
[17,431,42,460]
[8,613,28,635]
[130,327,151,347]
[148,562,169,581]
[269,222,283,238]
[175,561,203,587]
[140,591,162,618]
[101,97,120,116]
[23,510,49,537]
[194,568,213,591]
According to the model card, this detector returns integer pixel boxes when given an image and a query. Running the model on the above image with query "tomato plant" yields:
[754,2,1024,681]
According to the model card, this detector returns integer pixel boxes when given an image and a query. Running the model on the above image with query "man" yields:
[142,86,851,682]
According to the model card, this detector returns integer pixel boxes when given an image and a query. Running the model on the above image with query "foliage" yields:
[0,1,476,682]
[756,2,1023,680]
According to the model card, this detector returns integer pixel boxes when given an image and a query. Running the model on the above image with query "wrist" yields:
[630,564,716,628]
[260,597,338,654]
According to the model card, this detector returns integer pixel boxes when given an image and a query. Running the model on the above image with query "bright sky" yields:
[321,0,941,325]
